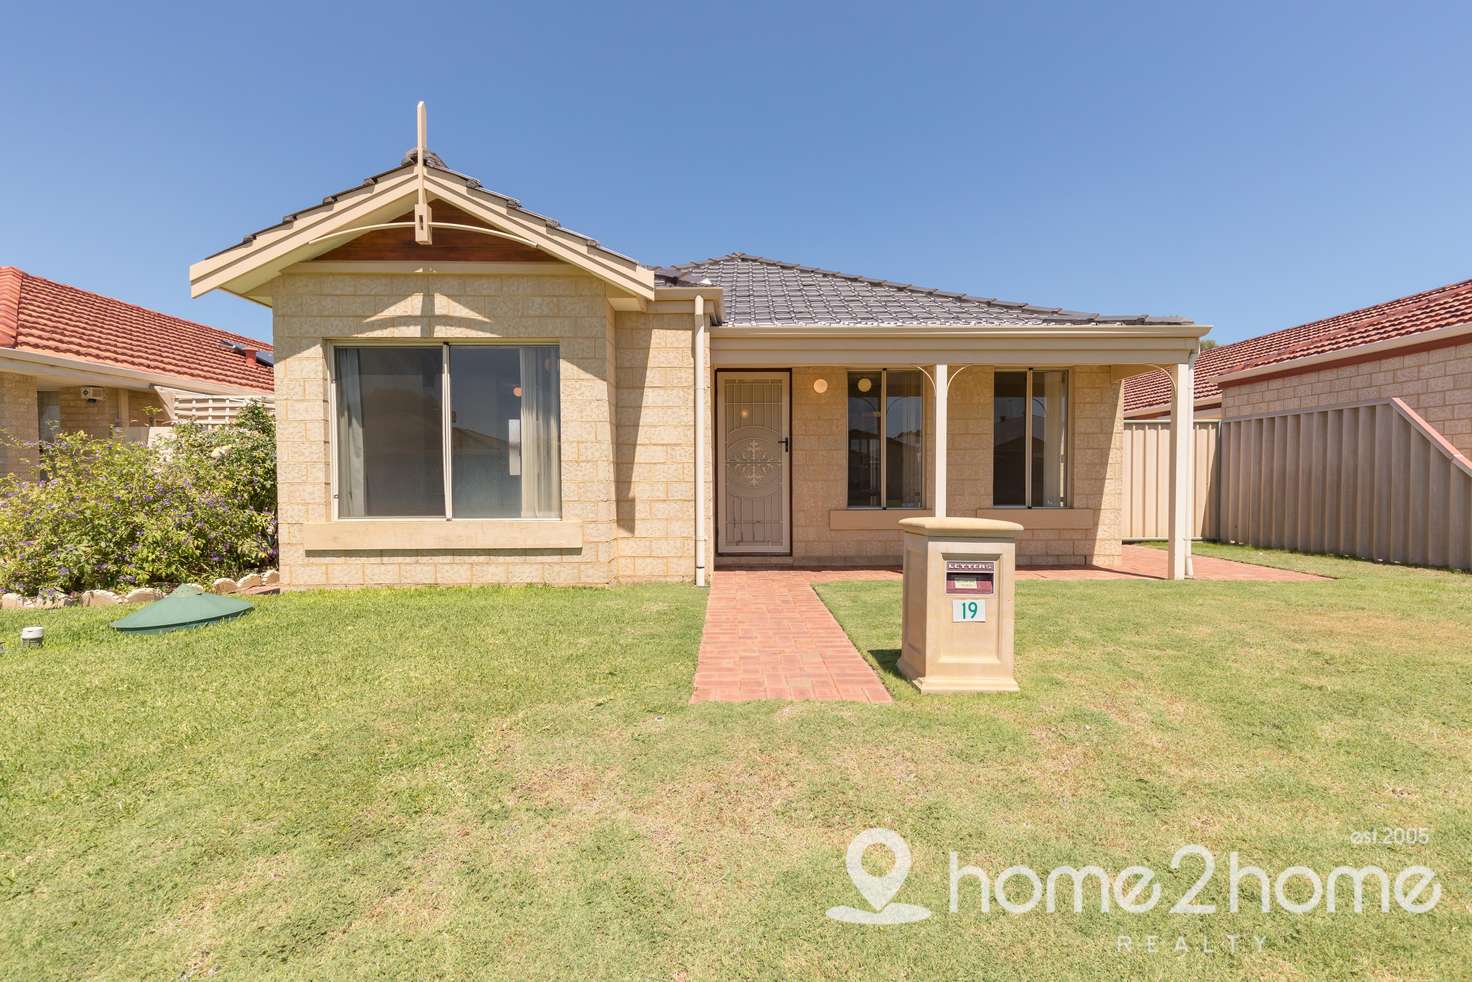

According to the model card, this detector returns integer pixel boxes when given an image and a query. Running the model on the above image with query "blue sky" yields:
[3,1,1470,346]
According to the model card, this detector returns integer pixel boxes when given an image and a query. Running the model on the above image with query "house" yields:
[1125,275,1472,456]
[0,267,274,478]
[190,116,1207,589]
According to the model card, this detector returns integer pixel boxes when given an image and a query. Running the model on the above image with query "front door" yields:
[717,371,790,554]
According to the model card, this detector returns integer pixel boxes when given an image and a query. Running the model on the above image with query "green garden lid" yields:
[110,585,253,635]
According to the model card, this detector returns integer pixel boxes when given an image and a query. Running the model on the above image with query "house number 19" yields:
[952,599,986,623]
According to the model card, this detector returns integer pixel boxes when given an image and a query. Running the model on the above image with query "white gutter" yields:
[1213,320,1472,388]
[709,321,1211,340]
[693,295,708,587]
[0,348,272,397]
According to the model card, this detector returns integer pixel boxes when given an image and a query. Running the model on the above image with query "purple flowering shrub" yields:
[0,407,277,594]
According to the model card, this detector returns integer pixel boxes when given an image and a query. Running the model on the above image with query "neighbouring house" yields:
[0,267,275,478]
[1125,275,1472,456]
[189,126,1207,590]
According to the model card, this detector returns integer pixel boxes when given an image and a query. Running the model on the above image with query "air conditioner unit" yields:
[80,386,103,403]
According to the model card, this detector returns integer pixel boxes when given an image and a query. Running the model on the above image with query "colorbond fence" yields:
[1217,398,1472,571]
[1121,420,1220,541]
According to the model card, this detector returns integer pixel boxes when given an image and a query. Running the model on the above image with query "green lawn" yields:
[1,548,1469,979]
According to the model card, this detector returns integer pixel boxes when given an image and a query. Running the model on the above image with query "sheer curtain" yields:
[1032,370,1068,507]
[335,348,366,516]
[885,370,924,507]
[520,346,561,518]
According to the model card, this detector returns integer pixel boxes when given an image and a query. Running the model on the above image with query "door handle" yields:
[780,437,791,453]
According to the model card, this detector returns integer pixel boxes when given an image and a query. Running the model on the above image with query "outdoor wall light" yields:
[813,378,829,394]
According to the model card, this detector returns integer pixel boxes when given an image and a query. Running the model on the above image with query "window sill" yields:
[976,508,1094,529]
[302,519,583,552]
[829,508,933,531]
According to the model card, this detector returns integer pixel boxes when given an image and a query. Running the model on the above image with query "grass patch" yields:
[1,551,1468,978]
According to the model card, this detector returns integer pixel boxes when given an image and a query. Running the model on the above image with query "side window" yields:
[847,369,925,508]
[993,369,1068,507]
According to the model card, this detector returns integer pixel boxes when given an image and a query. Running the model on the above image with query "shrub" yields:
[0,408,277,595]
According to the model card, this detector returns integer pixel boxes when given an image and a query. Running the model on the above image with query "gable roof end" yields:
[191,157,657,304]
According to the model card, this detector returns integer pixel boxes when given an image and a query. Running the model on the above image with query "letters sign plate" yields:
[945,560,995,596]
[952,599,986,623]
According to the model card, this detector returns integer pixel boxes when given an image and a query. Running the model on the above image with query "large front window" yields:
[993,369,1067,507]
[334,344,560,519]
[847,369,924,508]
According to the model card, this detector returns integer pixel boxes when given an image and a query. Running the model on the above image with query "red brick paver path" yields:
[691,569,894,704]
[690,548,1323,704]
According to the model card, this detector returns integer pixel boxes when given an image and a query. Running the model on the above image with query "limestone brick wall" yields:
[272,269,625,590]
[784,365,1125,567]
[0,372,39,479]
[54,386,164,437]
[1220,339,1472,457]
[1060,367,1126,567]
[612,310,706,582]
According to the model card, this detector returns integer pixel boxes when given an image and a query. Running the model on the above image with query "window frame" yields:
[992,368,1071,509]
[846,368,926,510]
[327,339,562,522]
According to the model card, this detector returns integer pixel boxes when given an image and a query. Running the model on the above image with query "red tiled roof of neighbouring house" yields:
[0,267,273,392]
[1124,275,1472,414]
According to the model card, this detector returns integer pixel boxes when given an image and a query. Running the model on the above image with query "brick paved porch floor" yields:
[691,547,1323,704]
[1028,544,1328,583]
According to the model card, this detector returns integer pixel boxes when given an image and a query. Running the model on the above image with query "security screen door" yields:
[718,372,790,554]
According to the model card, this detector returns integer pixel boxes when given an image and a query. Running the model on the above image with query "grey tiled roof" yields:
[660,253,1189,327]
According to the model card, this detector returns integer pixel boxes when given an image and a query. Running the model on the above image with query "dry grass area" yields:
[1,547,1468,978]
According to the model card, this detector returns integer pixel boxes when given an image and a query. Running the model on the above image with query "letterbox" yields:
[896,518,1022,693]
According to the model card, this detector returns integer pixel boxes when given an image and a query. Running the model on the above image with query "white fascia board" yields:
[424,175,655,300]
[652,285,724,320]
[189,171,421,299]
[708,321,1209,368]
[0,348,271,396]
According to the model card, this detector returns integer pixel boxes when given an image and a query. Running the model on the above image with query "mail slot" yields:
[897,518,1021,694]
[945,560,995,596]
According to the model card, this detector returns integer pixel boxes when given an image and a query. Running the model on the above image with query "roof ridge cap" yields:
[0,267,21,348]
[667,252,745,270]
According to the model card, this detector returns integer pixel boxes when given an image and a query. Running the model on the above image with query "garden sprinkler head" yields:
[20,626,43,648]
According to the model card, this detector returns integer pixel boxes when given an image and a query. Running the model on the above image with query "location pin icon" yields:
[846,828,912,912]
